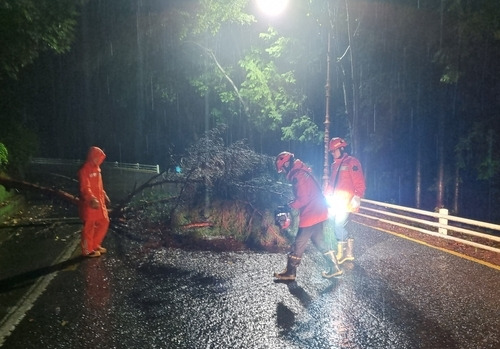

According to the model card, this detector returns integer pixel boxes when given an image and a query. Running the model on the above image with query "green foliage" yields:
[0,142,7,168]
[193,0,255,36]
[0,0,81,80]
[185,5,319,144]
[281,115,323,144]
[0,185,7,201]
[477,129,499,181]
[433,0,500,86]
[238,28,310,138]
[477,158,500,181]
[0,120,38,175]
[0,186,25,219]
[260,28,290,58]
[455,121,499,181]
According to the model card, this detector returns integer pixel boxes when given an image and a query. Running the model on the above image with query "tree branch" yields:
[188,41,250,116]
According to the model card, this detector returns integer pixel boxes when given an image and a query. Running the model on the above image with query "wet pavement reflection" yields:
[1,223,499,348]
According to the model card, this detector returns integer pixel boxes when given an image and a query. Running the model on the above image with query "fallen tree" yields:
[0,176,79,206]
[0,125,296,251]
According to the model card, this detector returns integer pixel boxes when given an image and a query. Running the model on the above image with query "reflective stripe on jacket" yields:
[327,154,366,212]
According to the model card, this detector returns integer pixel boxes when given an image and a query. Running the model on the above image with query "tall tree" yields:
[0,0,81,80]
[0,0,81,174]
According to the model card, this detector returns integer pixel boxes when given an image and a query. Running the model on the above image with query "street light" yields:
[255,0,289,16]
[256,0,331,189]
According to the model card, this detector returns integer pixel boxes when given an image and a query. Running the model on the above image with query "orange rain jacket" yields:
[286,159,328,228]
[78,146,109,222]
[326,154,366,212]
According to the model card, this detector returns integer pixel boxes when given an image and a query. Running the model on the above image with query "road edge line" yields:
[355,221,500,272]
[0,233,80,346]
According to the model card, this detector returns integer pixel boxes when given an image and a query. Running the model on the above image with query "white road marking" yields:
[0,232,80,346]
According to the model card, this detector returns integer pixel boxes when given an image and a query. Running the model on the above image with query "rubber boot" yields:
[322,250,343,278]
[343,238,355,263]
[336,241,347,264]
[274,254,301,281]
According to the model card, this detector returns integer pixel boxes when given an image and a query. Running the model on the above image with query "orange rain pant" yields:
[81,217,110,255]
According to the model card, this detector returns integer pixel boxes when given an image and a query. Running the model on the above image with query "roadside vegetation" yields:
[0,126,301,251]
[117,125,297,251]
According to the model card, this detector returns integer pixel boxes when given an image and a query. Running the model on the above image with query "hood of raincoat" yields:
[86,146,106,166]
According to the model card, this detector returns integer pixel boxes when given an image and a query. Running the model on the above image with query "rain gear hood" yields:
[87,146,106,166]
[78,147,109,222]
[78,146,110,255]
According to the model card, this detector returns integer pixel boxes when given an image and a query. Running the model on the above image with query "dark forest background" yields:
[1,0,499,222]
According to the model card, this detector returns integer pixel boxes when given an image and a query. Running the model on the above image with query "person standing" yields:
[274,151,343,280]
[78,146,110,258]
[325,138,366,264]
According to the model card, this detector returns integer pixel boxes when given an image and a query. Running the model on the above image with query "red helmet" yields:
[329,137,348,152]
[275,151,294,173]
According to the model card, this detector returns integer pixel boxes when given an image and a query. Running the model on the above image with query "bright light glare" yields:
[256,0,289,16]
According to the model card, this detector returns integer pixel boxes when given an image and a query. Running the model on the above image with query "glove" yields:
[350,196,361,209]
[89,198,100,209]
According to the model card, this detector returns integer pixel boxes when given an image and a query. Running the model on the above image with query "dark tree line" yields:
[1,0,499,222]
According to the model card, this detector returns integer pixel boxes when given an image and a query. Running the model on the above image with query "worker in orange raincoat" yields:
[78,146,110,257]
[324,137,366,264]
[273,151,343,281]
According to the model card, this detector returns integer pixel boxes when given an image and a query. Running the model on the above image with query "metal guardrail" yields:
[355,199,500,254]
[30,157,160,174]
[105,161,160,174]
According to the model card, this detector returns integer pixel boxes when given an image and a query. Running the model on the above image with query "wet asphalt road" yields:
[1,219,500,348]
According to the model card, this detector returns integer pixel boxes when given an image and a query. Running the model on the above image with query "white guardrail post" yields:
[356,199,500,255]
[439,208,448,235]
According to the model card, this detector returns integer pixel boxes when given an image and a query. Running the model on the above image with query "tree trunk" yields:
[436,113,445,209]
[415,141,422,208]
[345,0,360,155]
[452,165,460,214]
[0,176,79,206]
[323,30,332,190]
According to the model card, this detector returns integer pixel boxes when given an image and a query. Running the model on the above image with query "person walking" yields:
[325,138,366,264]
[78,146,110,258]
[274,151,343,281]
